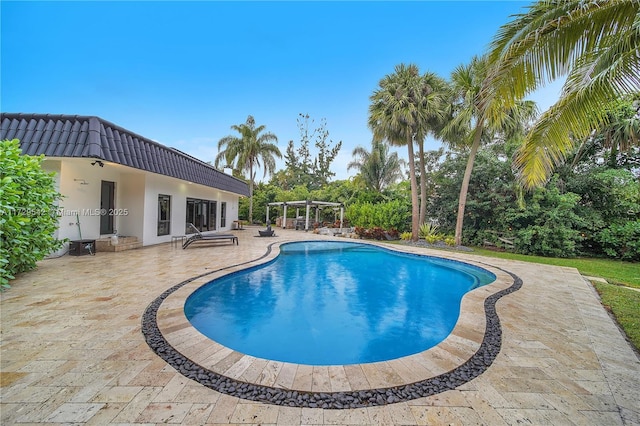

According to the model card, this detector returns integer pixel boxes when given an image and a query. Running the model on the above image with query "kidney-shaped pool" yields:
[184,241,496,365]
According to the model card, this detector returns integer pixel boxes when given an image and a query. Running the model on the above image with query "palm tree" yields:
[598,97,640,168]
[485,0,640,188]
[416,72,449,225]
[443,56,493,246]
[215,115,281,223]
[347,139,405,192]
[444,56,539,246]
[369,64,429,240]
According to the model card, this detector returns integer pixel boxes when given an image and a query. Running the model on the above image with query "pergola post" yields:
[305,200,311,231]
[266,205,270,224]
[282,203,287,228]
[340,206,344,233]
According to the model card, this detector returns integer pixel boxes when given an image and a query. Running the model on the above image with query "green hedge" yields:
[597,221,640,261]
[1,139,64,288]
[345,199,410,232]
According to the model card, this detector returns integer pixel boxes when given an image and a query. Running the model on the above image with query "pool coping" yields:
[142,239,521,409]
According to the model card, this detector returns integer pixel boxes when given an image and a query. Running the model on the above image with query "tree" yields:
[214,116,281,223]
[416,72,449,226]
[443,56,495,246]
[415,148,445,221]
[444,55,538,245]
[430,143,519,244]
[369,64,430,241]
[280,114,343,190]
[311,116,343,187]
[595,96,640,168]
[347,139,405,192]
[1,139,64,288]
[486,0,640,188]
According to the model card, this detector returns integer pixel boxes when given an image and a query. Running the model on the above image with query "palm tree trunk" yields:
[418,139,427,226]
[406,134,420,241]
[248,162,254,223]
[609,142,619,168]
[455,123,483,246]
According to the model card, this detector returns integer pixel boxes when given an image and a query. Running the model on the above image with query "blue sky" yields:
[1,1,562,180]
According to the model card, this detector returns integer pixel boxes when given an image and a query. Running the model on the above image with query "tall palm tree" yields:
[443,56,494,246]
[485,0,640,188]
[369,64,429,240]
[347,139,405,192]
[215,115,281,223]
[417,72,448,225]
[444,56,539,246]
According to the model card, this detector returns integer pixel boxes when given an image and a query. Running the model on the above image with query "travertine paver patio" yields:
[1,228,638,425]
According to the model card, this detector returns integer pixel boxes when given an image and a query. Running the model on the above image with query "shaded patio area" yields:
[1,228,638,425]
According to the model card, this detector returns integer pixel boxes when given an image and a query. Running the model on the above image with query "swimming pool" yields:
[184,241,496,365]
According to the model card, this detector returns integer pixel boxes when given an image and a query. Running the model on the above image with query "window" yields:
[220,202,227,228]
[158,194,171,236]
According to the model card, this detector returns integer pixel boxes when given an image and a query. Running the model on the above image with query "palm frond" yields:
[487,0,639,104]
[514,86,618,188]
[487,0,640,188]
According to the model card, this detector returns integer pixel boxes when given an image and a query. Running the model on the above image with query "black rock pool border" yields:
[142,242,523,409]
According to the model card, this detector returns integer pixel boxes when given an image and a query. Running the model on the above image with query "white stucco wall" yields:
[118,172,145,240]
[142,173,240,246]
[54,159,123,242]
[46,158,242,249]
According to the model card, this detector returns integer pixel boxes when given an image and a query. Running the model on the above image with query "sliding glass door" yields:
[186,198,217,233]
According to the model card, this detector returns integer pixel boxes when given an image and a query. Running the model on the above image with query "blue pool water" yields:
[184,241,496,365]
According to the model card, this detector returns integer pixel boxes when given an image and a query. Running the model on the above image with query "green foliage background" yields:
[0,139,64,287]
[346,200,410,231]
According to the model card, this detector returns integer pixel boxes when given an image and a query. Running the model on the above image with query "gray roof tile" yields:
[1,113,249,197]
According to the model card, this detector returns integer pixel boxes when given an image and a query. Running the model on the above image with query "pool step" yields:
[95,236,142,252]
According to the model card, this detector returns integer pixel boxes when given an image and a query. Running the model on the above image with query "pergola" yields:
[267,200,344,232]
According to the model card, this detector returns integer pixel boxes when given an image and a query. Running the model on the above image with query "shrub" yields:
[1,139,64,288]
[354,226,387,240]
[596,221,640,261]
[444,236,456,246]
[506,183,584,257]
[345,199,410,232]
[419,222,439,239]
[424,234,442,244]
[515,225,581,258]
[400,231,412,240]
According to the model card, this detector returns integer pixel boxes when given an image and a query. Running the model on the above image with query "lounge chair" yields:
[183,223,238,249]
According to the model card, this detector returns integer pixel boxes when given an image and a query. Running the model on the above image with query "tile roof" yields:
[0,113,250,196]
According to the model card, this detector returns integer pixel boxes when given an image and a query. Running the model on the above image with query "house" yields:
[0,113,249,252]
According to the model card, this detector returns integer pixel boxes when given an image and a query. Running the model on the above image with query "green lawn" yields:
[469,248,640,288]
[593,282,640,352]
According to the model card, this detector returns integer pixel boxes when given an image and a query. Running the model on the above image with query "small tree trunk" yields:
[418,139,427,226]
[609,143,619,168]
[248,163,254,223]
[455,124,483,246]
[406,134,420,241]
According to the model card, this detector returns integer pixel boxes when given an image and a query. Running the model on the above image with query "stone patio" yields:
[1,228,638,425]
